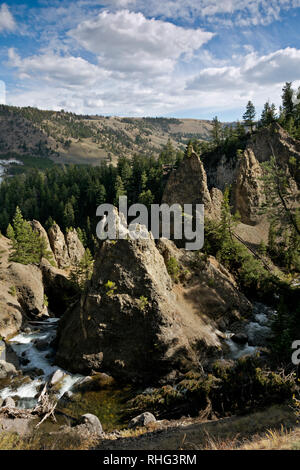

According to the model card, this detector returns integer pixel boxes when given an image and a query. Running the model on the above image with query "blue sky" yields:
[0,0,300,120]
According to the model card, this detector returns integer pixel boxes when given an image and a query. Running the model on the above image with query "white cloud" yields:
[7,48,108,87]
[187,47,300,92]
[93,0,300,26]
[7,46,300,117]
[68,10,214,76]
[0,3,16,32]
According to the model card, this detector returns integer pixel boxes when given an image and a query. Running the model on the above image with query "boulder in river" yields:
[0,360,18,379]
[50,369,66,386]
[2,396,16,408]
[231,333,248,345]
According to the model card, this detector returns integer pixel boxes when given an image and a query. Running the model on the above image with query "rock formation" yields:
[48,223,85,269]
[234,149,266,225]
[30,220,56,266]
[156,238,252,329]
[39,258,78,315]
[48,223,71,269]
[203,123,299,225]
[7,263,46,317]
[55,223,223,383]
[66,229,85,265]
[162,152,223,221]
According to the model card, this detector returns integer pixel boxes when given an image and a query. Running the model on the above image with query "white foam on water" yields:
[224,338,257,360]
[224,302,276,360]
[1,319,83,408]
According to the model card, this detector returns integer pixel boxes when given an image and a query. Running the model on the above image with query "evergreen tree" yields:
[7,207,53,265]
[210,116,222,146]
[261,156,300,270]
[243,101,256,132]
[138,189,154,208]
[281,82,294,120]
[261,102,277,126]
[184,141,194,158]
[69,248,94,291]
[114,175,126,206]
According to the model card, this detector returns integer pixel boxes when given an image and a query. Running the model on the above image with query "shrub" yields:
[166,257,180,281]
[105,280,117,297]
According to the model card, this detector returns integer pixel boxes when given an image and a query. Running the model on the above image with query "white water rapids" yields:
[224,303,277,359]
[0,303,277,408]
[0,318,83,409]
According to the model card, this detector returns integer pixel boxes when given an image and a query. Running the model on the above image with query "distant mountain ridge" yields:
[0,105,215,166]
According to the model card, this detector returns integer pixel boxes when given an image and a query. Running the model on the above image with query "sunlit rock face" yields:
[55,218,223,384]
[162,152,223,221]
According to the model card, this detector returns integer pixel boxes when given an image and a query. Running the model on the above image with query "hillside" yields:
[0,105,214,166]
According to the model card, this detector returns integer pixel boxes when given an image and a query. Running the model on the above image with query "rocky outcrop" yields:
[162,152,223,220]
[47,224,85,268]
[56,224,222,384]
[76,414,103,435]
[7,263,46,317]
[48,223,71,269]
[0,360,17,379]
[234,149,266,225]
[0,297,23,339]
[66,229,85,265]
[157,238,252,329]
[128,412,156,429]
[39,258,78,315]
[203,123,299,225]
[248,123,300,177]
[30,220,56,265]
[7,263,44,317]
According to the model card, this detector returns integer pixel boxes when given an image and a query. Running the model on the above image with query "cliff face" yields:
[203,123,299,225]
[47,224,85,269]
[234,149,266,225]
[162,152,223,220]
[55,220,230,383]
[0,222,85,337]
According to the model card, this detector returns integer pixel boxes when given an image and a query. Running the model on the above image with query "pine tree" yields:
[261,102,277,126]
[69,248,94,290]
[243,101,256,132]
[114,175,126,206]
[184,141,194,158]
[138,189,154,208]
[64,201,75,228]
[261,156,300,270]
[6,207,54,265]
[281,82,294,120]
[210,116,222,146]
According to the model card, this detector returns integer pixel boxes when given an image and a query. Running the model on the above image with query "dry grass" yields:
[0,430,98,450]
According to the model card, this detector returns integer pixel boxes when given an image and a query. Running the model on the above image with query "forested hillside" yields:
[0,105,215,168]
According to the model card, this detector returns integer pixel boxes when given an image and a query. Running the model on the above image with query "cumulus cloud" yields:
[7,48,108,87]
[0,3,16,32]
[68,10,214,76]
[187,48,300,92]
[5,2,300,118]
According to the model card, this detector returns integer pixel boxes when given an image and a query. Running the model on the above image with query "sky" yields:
[0,1,300,120]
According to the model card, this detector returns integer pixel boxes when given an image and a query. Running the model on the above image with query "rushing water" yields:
[224,302,276,360]
[0,318,82,408]
[0,318,133,431]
